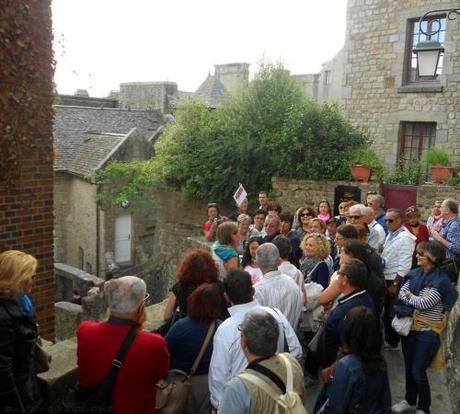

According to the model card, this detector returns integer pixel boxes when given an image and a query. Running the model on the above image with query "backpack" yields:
[237,353,307,414]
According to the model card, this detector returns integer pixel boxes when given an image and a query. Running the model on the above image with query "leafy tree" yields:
[97,62,370,204]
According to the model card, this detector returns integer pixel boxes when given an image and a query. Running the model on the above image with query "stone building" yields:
[310,0,460,167]
[54,106,163,278]
[118,62,250,112]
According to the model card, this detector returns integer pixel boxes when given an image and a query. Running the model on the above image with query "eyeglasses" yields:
[143,293,150,303]
[385,218,395,223]
[348,215,362,220]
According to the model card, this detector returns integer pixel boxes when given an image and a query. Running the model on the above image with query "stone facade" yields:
[271,177,380,213]
[214,63,250,95]
[342,0,460,165]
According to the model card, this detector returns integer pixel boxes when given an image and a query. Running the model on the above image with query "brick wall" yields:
[0,0,55,339]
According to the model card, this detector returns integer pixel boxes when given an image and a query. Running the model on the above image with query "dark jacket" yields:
[0,296,39,413]
[319,354,391,414]
[394,266,458,317]
[321,290,375,367]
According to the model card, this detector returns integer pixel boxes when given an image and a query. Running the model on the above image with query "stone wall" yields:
[119,81,179,113]
[55,94,118,108]
[343,0,460,165]
[317,49,345,104]
[54,174,98,274]
[102,188,207,302]
[271,177,380,213]
[214,63,250,95]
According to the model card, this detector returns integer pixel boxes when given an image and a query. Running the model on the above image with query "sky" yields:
[52,0,348,97]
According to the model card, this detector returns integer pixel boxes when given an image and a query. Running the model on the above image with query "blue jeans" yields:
[401,330,440,414]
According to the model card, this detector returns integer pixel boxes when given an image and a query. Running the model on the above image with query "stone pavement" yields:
[304,348,453,414]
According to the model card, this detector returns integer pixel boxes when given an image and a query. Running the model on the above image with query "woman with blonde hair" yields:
[236,214,251,256]
[300,233,332,288]
[211,221,240,280]
[0,250,41,413]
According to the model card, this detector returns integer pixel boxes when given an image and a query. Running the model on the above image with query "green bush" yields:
[384,160,421,185]
[422,148,452,166]
[98,62,370,204]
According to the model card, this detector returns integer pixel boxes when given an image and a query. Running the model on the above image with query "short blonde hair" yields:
[237,214,251,225]
[0,250,37,298]
[300,233,331,259]
[216,221,238,245]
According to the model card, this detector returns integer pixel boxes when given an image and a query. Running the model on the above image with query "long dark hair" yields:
[241,237,262,268]
[343,306,386,375]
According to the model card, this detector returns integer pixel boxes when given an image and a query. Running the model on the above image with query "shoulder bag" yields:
[61,325,138,413]
[156,320,216,414]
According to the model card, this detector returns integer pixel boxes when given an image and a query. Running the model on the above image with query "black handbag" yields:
[61,325,138,413]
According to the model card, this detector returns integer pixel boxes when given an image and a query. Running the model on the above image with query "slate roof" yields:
[194,74,228,108]
[54,105,164,176]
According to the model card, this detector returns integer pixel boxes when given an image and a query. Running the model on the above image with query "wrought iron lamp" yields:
[413,8,460,77]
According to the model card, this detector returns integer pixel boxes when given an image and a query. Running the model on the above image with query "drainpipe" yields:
[95,184,101,277]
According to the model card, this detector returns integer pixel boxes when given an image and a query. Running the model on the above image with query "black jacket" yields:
[0,297,39,413]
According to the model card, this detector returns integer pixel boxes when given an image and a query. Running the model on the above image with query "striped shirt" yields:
[254,270,302,329]
[399,281,444,327]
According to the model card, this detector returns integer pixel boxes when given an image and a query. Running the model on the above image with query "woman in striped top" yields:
[392,241,458,414]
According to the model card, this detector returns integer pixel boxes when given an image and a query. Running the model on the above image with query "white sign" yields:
[233,183,247,206]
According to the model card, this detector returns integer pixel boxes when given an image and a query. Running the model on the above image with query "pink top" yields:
[318,213,331,223]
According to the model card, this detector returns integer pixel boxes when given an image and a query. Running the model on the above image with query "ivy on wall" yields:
[0,0,55,184]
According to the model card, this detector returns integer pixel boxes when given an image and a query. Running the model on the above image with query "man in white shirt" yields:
[208,270,302,411]
[381,208,416,349]
[254,243,302,329]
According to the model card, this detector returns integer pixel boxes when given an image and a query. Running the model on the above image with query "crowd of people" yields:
[1,192,459,414]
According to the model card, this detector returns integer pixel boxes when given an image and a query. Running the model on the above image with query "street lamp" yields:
[413,8,460,78]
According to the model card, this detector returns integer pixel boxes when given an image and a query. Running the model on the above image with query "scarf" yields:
[300,256,321,283]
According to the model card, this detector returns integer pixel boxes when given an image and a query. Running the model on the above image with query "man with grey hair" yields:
[76,276,169,413]
[262,215,281,243]
[347,203,381,250]
[432,198,460,282]
[368,194,387,234]
[219,309,304,414]
[254,243,302,328]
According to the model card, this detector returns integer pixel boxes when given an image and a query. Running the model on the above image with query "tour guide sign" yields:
[233,184,247,207]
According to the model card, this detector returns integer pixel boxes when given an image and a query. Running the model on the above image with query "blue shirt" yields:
[165,316,220,375]
[376,208,388,234]
[440,216,460,259]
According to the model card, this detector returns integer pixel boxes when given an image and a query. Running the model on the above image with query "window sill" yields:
[397,84,443,93]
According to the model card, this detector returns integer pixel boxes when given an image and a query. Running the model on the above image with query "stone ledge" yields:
[397,84,444,94]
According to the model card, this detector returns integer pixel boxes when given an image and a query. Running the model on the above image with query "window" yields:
[399,122,436,162]
[323,70,331,85]
[405,16,446,83]
[115,214,132,263]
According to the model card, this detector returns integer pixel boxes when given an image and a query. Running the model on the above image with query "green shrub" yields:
[349,146,383,179]
[384,160,421,185]
[98,62,370,204]
[422,148,452,166]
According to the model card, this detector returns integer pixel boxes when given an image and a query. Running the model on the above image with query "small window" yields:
[399,122,436,162]
[323,70,331,85]
[405,16,446,84]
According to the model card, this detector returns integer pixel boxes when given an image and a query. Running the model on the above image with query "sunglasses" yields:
[300,213,312,217]
[416,251,425,257]
[348,215,362,220]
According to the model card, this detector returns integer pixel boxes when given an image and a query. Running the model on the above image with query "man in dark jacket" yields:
[321,259,377,367]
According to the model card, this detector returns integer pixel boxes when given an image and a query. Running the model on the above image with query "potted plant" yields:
[422,148,454,184]
[349,146,382,182]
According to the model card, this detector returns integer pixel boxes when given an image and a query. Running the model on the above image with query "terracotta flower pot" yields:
[351,164,372,182]
[429,165,453,184]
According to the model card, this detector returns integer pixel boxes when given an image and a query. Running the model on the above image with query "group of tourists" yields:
[1,192,459,414]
